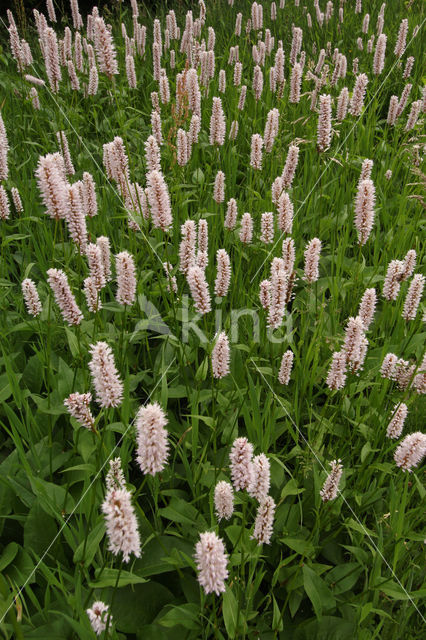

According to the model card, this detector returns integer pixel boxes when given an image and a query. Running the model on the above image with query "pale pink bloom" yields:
[195,531,228,595]
[259,280,271,309]
[86,243,106,290]
[303,238,321,283]
[64,392,94,430]
[67,60,80,91]
[271,176,283,206]
[387,403,408,439]
[89,342,123,408]
[230,437,254,491]
[96,236,111,282]
[343,316,368,372]
[218,69,226,93]
[35,153,68,220]
[367,35,375,54]
[387,95,399,125]
[238,85,247,111]
[402,274,424,321]
[405,100,422,132]
[105,457,126,492]
[145,135,161,173]
[189,114,201,144]
[0,186,10,220]
[354,178,375,245]
[349,73,368,117]
[65,183,87,253]
[102,486,141,562]
[24,74,45,86]
[275,190,293,234]
[274,46,285,85]
[163,262,177,294]
[136,402,169,476]
[402,56,414,79]
[252,496,275,544]
[358,288,377,329]
[88,65,98,96]
[326,351,347,390]
[83,276,101,312]
[381,353,398,379]
[70,0,83,29]
[385,169,392,180]
[394,432,426,472]
[400,250,416,281]
[317,94,332,152]
[253,65,263,101]
[87,601,110,636]
[151,110,163,145]
[396,83,412,118]
[82,172,97,217]
[176,129,189,167]
[224,198,237,230]
[116,251,136,306]
[94,17,118,79]
[126,54,137,88]
[250,134,264,170]
[395,359,416,391]
[209,97,226,146]
[383,260,403,300]
[235,12,242,36]
[46,0,56,22]
[56,131,74,176]
[359,159,373,183]
[260,212,274,244]
[214,481,234,520]
[22,278,42,316]
[362,13,370,33]
[413,355,426,395]
[289,63,302,103]
[28,86,40,108]
[394,18,408,58]
[234,61,242,86]
[229,120,239,140]
[179,220,197,275]
[282,237,296,274]
[187,265,211,314]
[146,170,172,231]
[196,250,208,270]
[248,454,270,502]
[198,219,208,254]
[320,459,343,501]
[336,87,349,121]
[278,350,294,385]
[264,109,279,152]
[373,33,387,76]
[213,170,225,204]
[281,145,299,190]
[212,331,230,378]
[42,27,61,92]
[214,249,231,297]
[47,268,83,326]
[239,212,253,244]
[267,267,287,329]
[290,26,302,66]
[160,69,170,103]
[353,57,359,73]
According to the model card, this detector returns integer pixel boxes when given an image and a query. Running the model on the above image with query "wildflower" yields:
[278,350,294,385]
[87,602,110,636]
[373,33,387,76]
[267,265,287,329]
[289,63,302,103]
[281,145,299,190]
[0,186,10,220]
[179,220,197,275]
[211,332,230,378]
[238,85,247,111]
[239,212,253,244]
[209,97,226,146]
[385,169,392,180]
[0,113,10,181]
[42,27,61,92]
[105,458,126,491]
[253,64,263,101]
[94,16,118,79]
[317,94,332,152]
[259,280,271,309]
[146,170,173,231]
[282,238,296,273]
[303,238,321,283]
[64,392,95,430]
[115,251,136,306]
[252,496,275,544]
[394,432,426,472]
[83,276,101,312]
[214,481,234,520]
[336,87,349,121]
[264,109,279,152]
[195,531,228,595]
[326,351,347,390]
[96,236,111,282]
[65,183,87,253]
[405,100,422,132]
[349,73,368,116]
[214,249,231,297]
[145,135,161,173]
[250,134,264,170]
[213,170,225,204]
[136,402,169,476]
[260,212,274,244]
[230,437,254,491]
[396,83,412,118]
[354,178,375,245]
[187,265,211,314]
[86,243,106,291]
[47,268,83,326]
[387,95,399,125]
[320,459,343,501]
[386,403,408,439]
[102,486,141,562]
[248,454,271,501]
[394,18,408,58]
[224,198,238,230]
[383,260,403,300]
[21,279,42,316]
[358,288,377,329]
[35,153,68,220]
[177,129,189,166]
[402,274,425,321]
[88,341,123,408]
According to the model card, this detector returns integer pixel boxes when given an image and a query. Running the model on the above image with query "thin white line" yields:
[251,360,425,621]
[0,359,175,624]
[250,19,425,284]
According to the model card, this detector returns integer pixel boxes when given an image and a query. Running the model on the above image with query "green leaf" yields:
[73,521,105,567]
[88,568,148,588]
[303,565,336,619]
[159,603,200,630]
[222,586,238,638]
[0,542,19,572]
[272,595,283,632]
